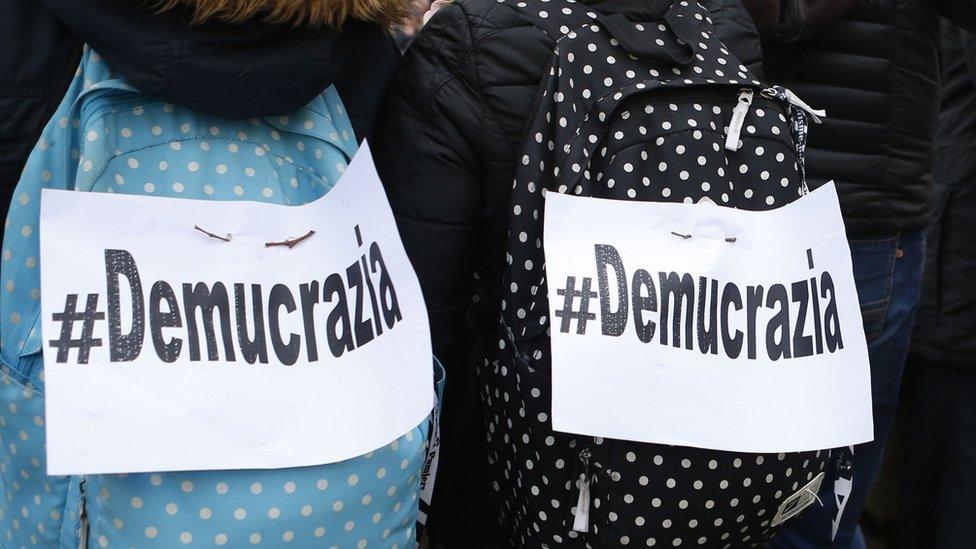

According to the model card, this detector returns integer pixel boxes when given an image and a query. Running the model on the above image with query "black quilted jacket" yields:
[762,0,976,235]
[372,0,764,544]
[910,20,976,371]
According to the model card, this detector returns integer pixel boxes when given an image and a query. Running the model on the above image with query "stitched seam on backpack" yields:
[570,105,799,176]
[79,136,341,192]
[589,128,800,187]
[83,99,166,129]
[0,363,40,397]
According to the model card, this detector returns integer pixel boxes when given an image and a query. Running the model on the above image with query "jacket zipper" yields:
[572,448,593,533]
[725,88,754,152]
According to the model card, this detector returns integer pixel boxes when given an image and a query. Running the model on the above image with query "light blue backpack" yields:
[0,47,438,548]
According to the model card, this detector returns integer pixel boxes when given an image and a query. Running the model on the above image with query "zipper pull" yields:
[78,479,89,549]
[831,446,855,541]
[572,448,592,533]
[764,87,826,123]
[725,88,754,152]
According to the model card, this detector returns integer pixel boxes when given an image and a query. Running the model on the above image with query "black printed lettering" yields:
[720,282,743,359]
[268,283,300,366]
[361,255,383,338]
[791,280,814,358]
[234,283,268,365]
[810,277,824,354]
[595,244,628,337]
[370,243,402,329]
[697,277,719,355]
[299,282,320,362]
[659,272,695,350]
[149,281,182,362]
[765,283,791,361]
[821,272,844,352]
[105,249,144,362]
[746,285,764,360]
[630,269,657,343]
[324,273,355,357]
[346,263,375,348]
[182,282,236,362]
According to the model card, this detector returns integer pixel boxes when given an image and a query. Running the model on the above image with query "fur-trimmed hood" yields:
[156,0,412,27]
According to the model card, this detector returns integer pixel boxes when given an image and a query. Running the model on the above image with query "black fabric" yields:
[0,0,82,218]
[0,0,398,219]
[371,0,782,546]
[908,20,976,371]
[894,19,976,549]
[761,0,976,235]
[894,362,976,548]
[33,0,399,132]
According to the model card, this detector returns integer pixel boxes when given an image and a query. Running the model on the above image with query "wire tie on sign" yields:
[265,230,316,249]
[670,231,738,244]
[194,225,232,242]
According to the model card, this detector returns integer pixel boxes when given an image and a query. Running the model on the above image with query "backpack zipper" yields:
[724,88,754,152]
[762,87,826,123]
[572,448,593,533]
[78,479,89,549]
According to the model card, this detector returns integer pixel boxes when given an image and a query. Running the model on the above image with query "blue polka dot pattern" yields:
[1,47,432,548]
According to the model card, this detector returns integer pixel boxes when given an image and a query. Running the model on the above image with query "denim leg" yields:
[769,230,926,548]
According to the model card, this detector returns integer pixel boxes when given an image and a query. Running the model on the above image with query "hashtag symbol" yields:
[49,293,105,364]
[554,276,597,335]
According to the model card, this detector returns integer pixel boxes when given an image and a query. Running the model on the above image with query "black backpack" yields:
[480,0,836,546]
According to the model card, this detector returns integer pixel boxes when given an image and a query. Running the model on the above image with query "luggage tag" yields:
[771,471,825,527]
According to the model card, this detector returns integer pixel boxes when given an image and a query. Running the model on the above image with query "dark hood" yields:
[36,0,399,122]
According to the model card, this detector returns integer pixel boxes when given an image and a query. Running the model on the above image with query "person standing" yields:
[893,19,976,549]
[370,0,832,546]
[740,1,976,547]
[0,2,438,548]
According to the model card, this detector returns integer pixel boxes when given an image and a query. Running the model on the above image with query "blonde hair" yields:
[155,0,413,28]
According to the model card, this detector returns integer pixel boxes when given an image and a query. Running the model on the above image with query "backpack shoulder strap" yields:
[495,0,597,41]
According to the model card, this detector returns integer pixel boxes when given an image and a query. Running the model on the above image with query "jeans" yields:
[769,230,926,549]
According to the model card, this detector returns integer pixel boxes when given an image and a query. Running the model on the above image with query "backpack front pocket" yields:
[83,419,429,548]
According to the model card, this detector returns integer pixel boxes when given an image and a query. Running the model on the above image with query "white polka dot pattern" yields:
[482,1,833,547]
[0,47,430,548]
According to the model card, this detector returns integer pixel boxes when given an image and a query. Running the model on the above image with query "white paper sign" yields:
[543,182,873,453]
[40,143,433,475]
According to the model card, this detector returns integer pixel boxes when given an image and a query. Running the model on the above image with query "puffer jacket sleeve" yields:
[941,0,976,33]
[372,4,484,378]
[964,25,976,83]
[739,0,860,42]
